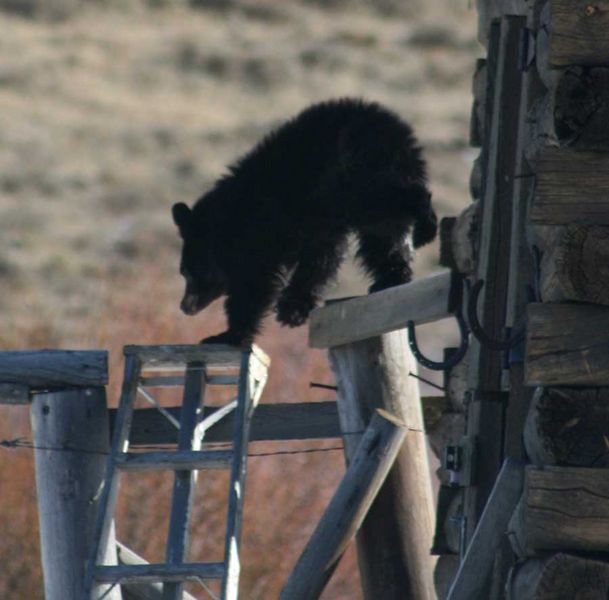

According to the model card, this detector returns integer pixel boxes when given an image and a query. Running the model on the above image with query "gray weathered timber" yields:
[507,554,609,600]
[531,148,609,225]
[0,350,107,388]
[115,449,233,471]
[122,401,339,445]
[511,466,609,555]
[329,332,436,600]
[446,459,525,600]
[125,343,270,371]
[0,382,29,404]
[30,387,121,600]
[476,0,529,47]
[309,271,452,349]
[464,16,526,552]
[524,386,609,467]
[279,410,407,600]
[531,67,609,151]
[536,225,609,305]
[118,398,442,446]
[549,0,609,66]
[526,302,609,386]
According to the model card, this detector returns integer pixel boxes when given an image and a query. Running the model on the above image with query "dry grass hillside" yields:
[0,1,478,598]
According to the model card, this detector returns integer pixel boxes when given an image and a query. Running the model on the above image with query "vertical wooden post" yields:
[330,330,436,600]
[30,387,122,600]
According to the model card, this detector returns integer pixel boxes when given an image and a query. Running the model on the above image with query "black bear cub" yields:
[173,98,437,346]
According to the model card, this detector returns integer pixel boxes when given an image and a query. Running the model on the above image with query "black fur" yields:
[173,98,437,346]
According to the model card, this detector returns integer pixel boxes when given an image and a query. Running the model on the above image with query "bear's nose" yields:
[180,295,199,315]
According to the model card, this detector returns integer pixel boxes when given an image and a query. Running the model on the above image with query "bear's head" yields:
[172,202,228,316]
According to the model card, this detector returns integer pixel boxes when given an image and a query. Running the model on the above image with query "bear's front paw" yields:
[276,293,317,327]
[200,331,252,348]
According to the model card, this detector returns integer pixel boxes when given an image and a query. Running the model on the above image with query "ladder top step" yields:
[95,562,225,583]
[124,343,270,371]
[115,450,233,471]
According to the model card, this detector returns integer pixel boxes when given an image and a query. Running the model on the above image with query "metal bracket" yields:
[443,435,477,487]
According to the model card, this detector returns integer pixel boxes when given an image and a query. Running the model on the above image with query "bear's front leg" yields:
[276,236,346,327]
[201,273,280,346]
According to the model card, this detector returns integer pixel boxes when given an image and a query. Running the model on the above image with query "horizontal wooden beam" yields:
[0,383,29,404]
[124,343,270,371]
[117,401,341,445]
[524,386,609,468]
[536,225,609,306]
[117,397,442,446]
[531,148,609,225]
[525,302,609,386]
[549,0,609,66]
[0,350,107,392]
[309,271,456,349]
[509,466,609,556]
[509,554,609,600]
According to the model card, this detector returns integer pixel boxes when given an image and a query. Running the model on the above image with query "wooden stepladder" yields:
[84,344,270,600]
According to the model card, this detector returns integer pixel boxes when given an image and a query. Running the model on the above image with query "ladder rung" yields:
[139,375,184,387]
[115,450,233,471]
[139,374,240,387]
[95,562,225,583]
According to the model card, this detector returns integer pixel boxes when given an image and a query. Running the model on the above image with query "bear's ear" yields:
[172,202,192,237]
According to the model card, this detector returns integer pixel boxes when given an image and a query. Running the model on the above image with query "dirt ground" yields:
[0,1,479,597]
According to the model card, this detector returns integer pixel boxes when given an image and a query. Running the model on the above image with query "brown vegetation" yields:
[0,1,477,597]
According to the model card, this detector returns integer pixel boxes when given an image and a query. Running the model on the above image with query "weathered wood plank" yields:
[279,410,408,600]
[0,350,107,389]
[536,225,609,305]
[439,204,478,276]
[549,0,609,66]
[0,382,29,404]
[464,16,526,552]
[526,302,609,386]
[524,386,609,467]
[308,271,453,349]
[329,333,436,600]
[124,343,270,371]
[535,67,609,151]
[30,387,121,600]
[447,459,525,600]
[118,401,340,445]
[508,554,609,600]
[531,148,609,225]
[116,398,442,446]
[510,466,609,555]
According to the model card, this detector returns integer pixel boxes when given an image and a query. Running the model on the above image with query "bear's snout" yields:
[180,293,203,315]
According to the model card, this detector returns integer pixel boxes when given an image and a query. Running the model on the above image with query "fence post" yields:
[30,387,122,600]
[330,330,436,600]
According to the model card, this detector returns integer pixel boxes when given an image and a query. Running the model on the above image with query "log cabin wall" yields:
[434,1,609,597]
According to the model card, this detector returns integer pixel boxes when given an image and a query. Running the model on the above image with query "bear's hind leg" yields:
[356,226,413,294]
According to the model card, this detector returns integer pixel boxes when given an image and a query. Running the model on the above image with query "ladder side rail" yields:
[162,362,206,600]
[86,355,142,599]
[221,351,256,600]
